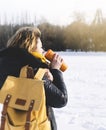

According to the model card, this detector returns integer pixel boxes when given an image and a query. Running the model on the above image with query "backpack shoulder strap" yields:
[19,65,46,80]
[34,68,46,80]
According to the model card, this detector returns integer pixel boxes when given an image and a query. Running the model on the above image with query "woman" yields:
[0,26,68,130]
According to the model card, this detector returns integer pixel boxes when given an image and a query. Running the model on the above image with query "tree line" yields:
[0,12,106,51]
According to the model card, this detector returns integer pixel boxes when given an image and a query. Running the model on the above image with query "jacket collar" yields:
[0,47,48,68]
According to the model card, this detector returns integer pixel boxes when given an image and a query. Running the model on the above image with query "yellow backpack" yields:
[0,66,51,130]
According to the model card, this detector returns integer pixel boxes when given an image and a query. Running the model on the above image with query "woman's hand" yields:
[50,53,63,70]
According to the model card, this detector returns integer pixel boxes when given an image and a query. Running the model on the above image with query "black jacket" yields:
[0,47,68,130]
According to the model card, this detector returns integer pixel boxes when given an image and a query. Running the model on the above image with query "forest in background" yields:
[0,10,106,51]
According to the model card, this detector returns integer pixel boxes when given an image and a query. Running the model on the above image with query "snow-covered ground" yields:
[0,52,106,130]
[54,52,106,130]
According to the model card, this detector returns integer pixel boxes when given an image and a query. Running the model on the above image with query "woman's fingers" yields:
[50,54,63,70]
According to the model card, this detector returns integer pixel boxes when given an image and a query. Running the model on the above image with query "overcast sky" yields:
[0,0,106,25]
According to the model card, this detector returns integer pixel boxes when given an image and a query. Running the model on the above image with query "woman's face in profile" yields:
[32,37,44,54]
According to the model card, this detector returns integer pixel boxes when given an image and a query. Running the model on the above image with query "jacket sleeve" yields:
[44,69,68,108]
